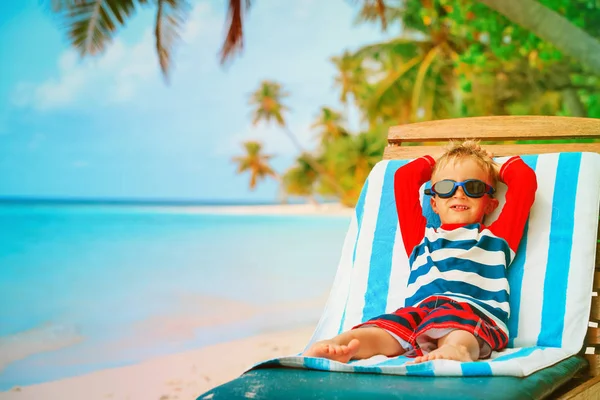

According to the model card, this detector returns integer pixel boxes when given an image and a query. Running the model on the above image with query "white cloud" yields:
[181,2,221,44]
[107,31,157,103]
[10,35,153,110]
[11,2,222,111]
[34,52,87,110]
[0,323,83,373]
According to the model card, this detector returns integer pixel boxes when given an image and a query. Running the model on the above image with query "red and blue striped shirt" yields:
[394,155,537,334]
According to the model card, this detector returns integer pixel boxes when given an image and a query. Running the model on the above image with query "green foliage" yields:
[241,0,600,206]
[231,141,278,190]
[282,154,318,197]
[248,81,290,127]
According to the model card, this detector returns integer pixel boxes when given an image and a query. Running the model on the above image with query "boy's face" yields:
[430,158,499,225]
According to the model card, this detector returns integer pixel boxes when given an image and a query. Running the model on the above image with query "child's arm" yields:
[394,156,435,257]
[488,156,538,253]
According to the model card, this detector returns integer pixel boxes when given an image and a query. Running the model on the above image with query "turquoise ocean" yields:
[0,201,350,390]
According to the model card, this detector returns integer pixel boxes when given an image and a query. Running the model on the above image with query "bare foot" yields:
[410,344,475,364]
[302,339,360,363]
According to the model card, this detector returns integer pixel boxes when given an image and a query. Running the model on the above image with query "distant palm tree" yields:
[322,129,385,205]
[248,81,346,197]
[311,107,348,145]
[355,0,400,29]
[282,154,319,205]
[249,81,291,138]
[232,141,278,190]
[330,51,367,106]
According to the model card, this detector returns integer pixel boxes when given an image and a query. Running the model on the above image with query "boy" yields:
[303,140,537,364]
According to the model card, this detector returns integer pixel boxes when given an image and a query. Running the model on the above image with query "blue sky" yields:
[0,0,391,202]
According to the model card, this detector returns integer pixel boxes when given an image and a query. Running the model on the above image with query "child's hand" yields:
[430,148,446,163]
[485,149,502,181]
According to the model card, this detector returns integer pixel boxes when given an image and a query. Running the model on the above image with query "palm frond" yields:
[220,0,252,64]
[374,0,387,29]
[411,46,440,121]
[51,0,140,56]
[353,35,427,60]
[353,0,404,30]
[367,55,421,114]
[155,0,190,82]
[232,139,277,190]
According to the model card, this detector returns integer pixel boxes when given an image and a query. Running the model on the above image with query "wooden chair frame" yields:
[384,115,600,399]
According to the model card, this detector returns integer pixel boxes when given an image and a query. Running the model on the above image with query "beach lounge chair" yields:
[198,116,600,400]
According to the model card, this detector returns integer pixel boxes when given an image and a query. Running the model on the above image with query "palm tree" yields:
[350,0,599,123]
[248,81,346,197]
[49,0,251,81]
[249,81,290,132]
[321,129,386,205]
[330,51,367,106]
[51,0,600,81]
[365,0,600,76]
[311,107,348,145]
[353,0,403,30]
[231,140,278,190]
[282,154,319,205]
[353,36,449,124]
[478,0,600,76]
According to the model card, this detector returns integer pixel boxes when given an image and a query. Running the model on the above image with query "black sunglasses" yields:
[424,179,495,198]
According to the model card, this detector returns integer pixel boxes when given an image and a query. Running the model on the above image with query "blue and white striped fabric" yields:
[251,152,600,377]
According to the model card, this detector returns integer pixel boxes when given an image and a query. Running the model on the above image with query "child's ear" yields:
[485,198,499,215]
[430,197,439,214]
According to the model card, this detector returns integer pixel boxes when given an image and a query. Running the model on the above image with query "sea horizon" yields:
[0,196,320,207]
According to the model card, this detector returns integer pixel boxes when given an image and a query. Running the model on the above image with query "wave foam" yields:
[0,323,84,372]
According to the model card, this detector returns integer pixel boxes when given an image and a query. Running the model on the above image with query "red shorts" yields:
[353,296,508,358]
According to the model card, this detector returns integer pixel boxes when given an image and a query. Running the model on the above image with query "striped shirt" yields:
[394,156,537,334]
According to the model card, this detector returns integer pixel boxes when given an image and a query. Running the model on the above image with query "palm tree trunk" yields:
[561,88,587,117]
[477,0,600,76]
[548,68,587,117]
[282,126,347,197]
[307,195,319,206]
[271,173,285,204]
[272,172,295,204]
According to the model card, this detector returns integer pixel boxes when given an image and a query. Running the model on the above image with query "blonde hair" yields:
[433,140,499,185]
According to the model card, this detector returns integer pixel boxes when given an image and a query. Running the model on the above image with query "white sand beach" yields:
[0,326,315,400]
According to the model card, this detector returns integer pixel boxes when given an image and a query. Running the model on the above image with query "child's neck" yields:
[439,222,482,230]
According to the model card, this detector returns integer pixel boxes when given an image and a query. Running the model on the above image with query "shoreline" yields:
[0,326,315,400]
[159,202,354,217]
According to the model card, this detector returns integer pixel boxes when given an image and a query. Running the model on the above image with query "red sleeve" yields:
[394,156,434,257]
[488,156,537,252]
